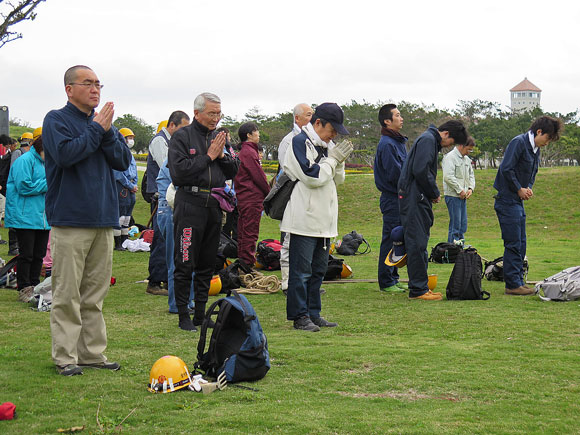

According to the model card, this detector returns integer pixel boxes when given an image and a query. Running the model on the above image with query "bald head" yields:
[293,103,313,128]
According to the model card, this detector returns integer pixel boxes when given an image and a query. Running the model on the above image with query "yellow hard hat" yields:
[209,275,222,296]
[33,127,42,139]
[157,120,168,134]
[147,355,193,393]
[341,263,353,279]
[119,127,135,138]
[20,132,33,140]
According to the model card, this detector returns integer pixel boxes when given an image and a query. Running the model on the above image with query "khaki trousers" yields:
[50,227,113,366]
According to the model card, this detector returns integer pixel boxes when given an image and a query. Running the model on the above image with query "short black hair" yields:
[0,134,11,146]
[168,110,189,128]
[378,104,397,127]
[438,120,468,145]
[32,136,43,154]
[238,122,258,142]
[64,65,92,86]
[530,116,563,141]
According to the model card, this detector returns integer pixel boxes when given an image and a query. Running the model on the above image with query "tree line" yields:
[40,100,580,168]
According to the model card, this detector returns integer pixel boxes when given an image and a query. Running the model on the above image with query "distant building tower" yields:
[510,78,541,111]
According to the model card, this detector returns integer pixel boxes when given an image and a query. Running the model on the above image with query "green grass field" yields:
[1,167,579,434]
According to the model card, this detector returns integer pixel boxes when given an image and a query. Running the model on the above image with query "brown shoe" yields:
[146,285,168,296]
[505,286,534,296]
[409,290,443,301]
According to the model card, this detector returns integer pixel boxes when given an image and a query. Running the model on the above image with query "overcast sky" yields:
[1,0,579,129]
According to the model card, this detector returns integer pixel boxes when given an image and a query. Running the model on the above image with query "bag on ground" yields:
[215,231,238,273]
[535,266,580,301]
[429,242,462,263]
[483,256,529,282]
[335,231,370,256]
[195,290,270,383]
[256,239,282,270]
[446,247,490,300]
[324,255,352,280]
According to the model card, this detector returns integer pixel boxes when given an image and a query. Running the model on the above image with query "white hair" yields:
[293,103,310,117]
[194,92,221,112]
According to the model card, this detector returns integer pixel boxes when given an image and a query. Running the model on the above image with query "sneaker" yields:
[57,364,84,376]
[146,285,168,296]
[7,249,19,256]
[409,290,443,301]
[78,361,121,371]
[319,287,326,295]
[505,286,534,296]
[380,285,405,293]
[293,316,320,332]
[311,317,338,327]
[396,282,409,290]
[178,316,197,331]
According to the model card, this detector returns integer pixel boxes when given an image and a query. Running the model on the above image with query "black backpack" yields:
[324,255,345,280]
[446,248,490,300]
[141,170,154,203]
[215,231,239,273]
[335,231,370,256]
[429,242,462,263]
[483,256,529,282]
[256,239,282,270]
[195,290,270,383]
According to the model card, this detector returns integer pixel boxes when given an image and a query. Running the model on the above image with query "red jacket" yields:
[234,141,270,205]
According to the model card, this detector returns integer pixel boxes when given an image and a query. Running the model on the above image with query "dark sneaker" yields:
[505,286,534,296]
[79,361,121,371]
[179,316,197,331]
[57,364,84,376]
[293,316,320,332]
[8,249,19,256]
[319,287,326,295]
[311,317,338,328]
[146,285,168,296]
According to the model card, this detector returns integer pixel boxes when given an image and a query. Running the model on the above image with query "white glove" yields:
[328,140,353,164]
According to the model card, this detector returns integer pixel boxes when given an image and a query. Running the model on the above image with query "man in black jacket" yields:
[398,120,467,301]
[168,92,239,331]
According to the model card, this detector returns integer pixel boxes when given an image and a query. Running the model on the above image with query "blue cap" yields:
[314,103,349,135]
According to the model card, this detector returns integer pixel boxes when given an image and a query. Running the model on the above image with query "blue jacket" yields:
[5,146,50,230]
[43,102,132,227]
[494,132,539,202]
[398,125,441,200]
[114,152,137,190]
[374,133,407,197]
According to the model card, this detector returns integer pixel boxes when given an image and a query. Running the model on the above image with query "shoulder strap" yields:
[196,298,225,369]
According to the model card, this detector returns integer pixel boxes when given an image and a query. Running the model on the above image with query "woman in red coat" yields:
[234,122,270,268]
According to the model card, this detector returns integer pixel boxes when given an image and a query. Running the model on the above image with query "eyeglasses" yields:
[69,82,104,90]
[206,112,222,120]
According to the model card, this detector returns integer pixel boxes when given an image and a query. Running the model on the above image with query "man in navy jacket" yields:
[494,116,562,295]
[398,120,467,301]
[43,65,132,376]
[374,104,408,293]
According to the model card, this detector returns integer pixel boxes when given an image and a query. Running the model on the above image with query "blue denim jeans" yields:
[286,234,329,321]
[157,202,194,313]
[445,196,467,244]
[494,198,526,289]
[148,201,167,284]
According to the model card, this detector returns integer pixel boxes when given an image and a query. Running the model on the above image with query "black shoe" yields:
[57,364,84,376]
[311,317,338,328]
[78,361,121,371]
[293,316,320,332]
[7,249,19,256]
[179,315,197,331]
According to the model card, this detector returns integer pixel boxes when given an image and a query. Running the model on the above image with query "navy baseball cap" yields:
[314,103,349,135]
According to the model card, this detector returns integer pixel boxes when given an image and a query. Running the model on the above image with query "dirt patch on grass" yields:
[338,389,461,402]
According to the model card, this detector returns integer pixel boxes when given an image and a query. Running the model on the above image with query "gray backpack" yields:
[535,266,580,301]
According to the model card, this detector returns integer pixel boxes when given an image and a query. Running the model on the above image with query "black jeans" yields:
[15,228,50,290]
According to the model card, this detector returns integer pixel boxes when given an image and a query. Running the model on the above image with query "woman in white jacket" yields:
[281,103,353,332]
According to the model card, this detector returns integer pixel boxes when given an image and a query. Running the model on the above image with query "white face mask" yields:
[126,138,135,148]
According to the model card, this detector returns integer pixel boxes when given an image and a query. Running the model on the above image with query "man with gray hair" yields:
[277,103,313,293]
[168,93,239,331]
